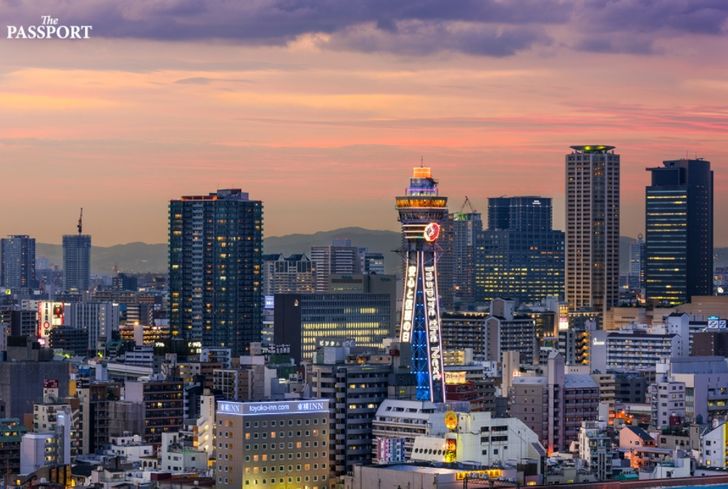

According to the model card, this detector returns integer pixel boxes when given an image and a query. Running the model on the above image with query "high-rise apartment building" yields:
[1,235,36,290]
[478,197,564,303]
[565,145,620,315]
[63,234,91,292]
[169,188,263,355]
[645,159,713,306]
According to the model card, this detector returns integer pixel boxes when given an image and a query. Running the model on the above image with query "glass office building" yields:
[477,196,564,304]
[645,159,713,306]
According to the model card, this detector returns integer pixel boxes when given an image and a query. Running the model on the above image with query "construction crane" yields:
[453,196,477,221]
[77,208,83,234]
[460,196,476,213]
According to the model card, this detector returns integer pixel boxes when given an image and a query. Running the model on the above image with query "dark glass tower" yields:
[447,208,483,306]
[1,235,36,290]
[169,189,263,355]
[395,166,448,403]
[63,234,91,292]
[645,159,713,306]
[477,197,564,303]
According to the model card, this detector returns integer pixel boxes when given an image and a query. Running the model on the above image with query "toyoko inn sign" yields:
[217,400,329,416]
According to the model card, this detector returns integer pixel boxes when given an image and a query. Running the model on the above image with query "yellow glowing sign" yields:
[444,437,457,463]
[455,469,504,481]
[445,371,467,385]
[395,197,448,209]
[444,411,458,431]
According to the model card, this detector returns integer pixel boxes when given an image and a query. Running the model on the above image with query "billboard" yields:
[37,301,65,340]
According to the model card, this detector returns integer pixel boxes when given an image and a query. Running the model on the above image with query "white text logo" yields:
[7,16,93,40]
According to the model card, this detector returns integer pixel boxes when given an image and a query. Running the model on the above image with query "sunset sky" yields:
[1,1,727,246]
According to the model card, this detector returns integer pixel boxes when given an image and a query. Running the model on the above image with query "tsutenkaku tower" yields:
[395,165,448,403]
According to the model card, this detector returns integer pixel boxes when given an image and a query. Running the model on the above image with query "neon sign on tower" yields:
[395,165,448,403]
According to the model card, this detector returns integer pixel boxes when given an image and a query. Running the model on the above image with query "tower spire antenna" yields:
[420,156,424,167]
[77,208,83,235]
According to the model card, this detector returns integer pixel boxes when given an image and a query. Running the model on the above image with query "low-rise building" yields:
[160,432,209,474]
[410,410,545,470]
[107,434,154,463]
[371,400,443,463]
[701,421,728,468]
[577,421,612,481]
[20,432,58,475]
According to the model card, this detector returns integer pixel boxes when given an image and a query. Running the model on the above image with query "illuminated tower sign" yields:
[396,166,448,403]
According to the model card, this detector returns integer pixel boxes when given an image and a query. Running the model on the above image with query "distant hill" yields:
[264,227,402,274]
[36,230,728,276]
[35,227,403,276]
[36,242,167,275]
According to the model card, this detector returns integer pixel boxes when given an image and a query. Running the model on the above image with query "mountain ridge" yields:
[34,229,727,276]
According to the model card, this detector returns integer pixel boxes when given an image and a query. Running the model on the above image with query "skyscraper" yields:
[0,235,36,290]
[395,165,448,403]
[477,197,564,303]
[63,214,91,293]
[169,188,263,355]
[565,145,620,316]
[645,159,713,306]
[446,202,483,306]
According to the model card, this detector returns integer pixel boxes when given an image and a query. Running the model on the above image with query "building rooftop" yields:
[670,356,728,374]
[511,376,546,385]
[624,425,654,443]
[570,145,615,153]
[564,374,598,389]
[378,464,462,475]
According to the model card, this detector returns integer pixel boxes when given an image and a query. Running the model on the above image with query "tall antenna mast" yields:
[77,208,83,234]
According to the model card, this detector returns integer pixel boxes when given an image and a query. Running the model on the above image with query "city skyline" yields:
[1,2,727,245]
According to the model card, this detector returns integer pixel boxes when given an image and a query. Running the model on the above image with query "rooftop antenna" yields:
[77,208,83,235]
[420,156,424,167]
